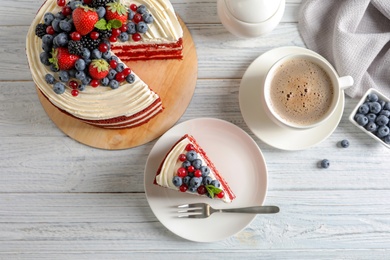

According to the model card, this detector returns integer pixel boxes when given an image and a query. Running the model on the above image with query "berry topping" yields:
[216,190,225,199]
[194,170,202,178]
[178,154,187,162]
[90,79,99,87]
[72,5,99,36]
[88,59,109,80]
[133,13,142,23]
[70,31,81,41]
[177,167,187,178]
[53,82,66,94]
[71,89,80,96]
[172,176,182,187]
[50,47,80,71]
[90,31,100,40]
[130,4,138,12]
[46,26,55,35]
[35,23,48,38]
[186,150,197,161]
[185,143,194,151]
[197,185,207,195]
[123,67,131,76]
[179,184,188,192]
[69,80,79,89]
[57,0,66,7]
[106,2,128,24]
[187,165,195,173]
[132,33,141,41]
[98,43,109,53]
[340,139,349,148]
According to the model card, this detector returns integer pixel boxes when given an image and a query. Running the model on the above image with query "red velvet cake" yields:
[26,0,183,129]
[154,134,236,203]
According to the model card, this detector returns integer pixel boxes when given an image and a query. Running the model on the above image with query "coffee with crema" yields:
[269,58,334,126]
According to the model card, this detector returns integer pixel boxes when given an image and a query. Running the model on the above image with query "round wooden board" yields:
[36,18,197,150]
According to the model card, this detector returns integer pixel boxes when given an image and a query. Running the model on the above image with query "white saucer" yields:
[239,46,345,151]
[144,118,268,242]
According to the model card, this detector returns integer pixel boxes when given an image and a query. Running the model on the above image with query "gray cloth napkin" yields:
[298,0,390,98]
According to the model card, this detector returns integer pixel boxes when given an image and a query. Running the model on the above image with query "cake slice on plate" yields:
[154,134,236,203]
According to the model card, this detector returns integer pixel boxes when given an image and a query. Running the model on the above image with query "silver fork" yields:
[177,203,280,218]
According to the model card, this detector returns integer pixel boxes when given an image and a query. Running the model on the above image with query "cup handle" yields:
[338,76,354,90]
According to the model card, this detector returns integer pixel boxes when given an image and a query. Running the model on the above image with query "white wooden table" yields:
[1,0,389,258]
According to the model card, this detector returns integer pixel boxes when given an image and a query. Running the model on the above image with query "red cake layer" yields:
[154,134,236,202]
[112,39,183,61]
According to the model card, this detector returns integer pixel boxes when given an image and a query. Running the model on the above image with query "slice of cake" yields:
[154,134,236,203]
[26,0,183,129]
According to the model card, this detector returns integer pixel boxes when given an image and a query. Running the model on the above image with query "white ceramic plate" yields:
[239,46,345,151]
[144,118,268,242]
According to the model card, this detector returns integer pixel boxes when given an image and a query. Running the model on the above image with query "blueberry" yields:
[42,42,52,52]
[203,176,212,185]
[81,48,91,59]
[188,186,197,193]
[136,22,148,33]
[50,64,59,72]
[128,10,135,20]
[183,176,191,185]
[340,139,349,148]
[54,12,66,20]
[369,102,382,114]
[109,56,119,62]
[69,1,81,10]
[192,159,202,169]
[379,110,390,117]
[384,102,390,110]
[101,77,110,86]
[58,70,69,82]
[78,84,86,91]
[109,80,119,89]
[126,74,135,84]
[200,166,210,177]
[354,114,368,126]
[137,5,148,14]
[186,150,197,161]
[365,121,377,132]
[377,126,390,138]
[189,177,202,188]
[42,34,54,45]
[358,103,369,114]
[81,76,91,85]
[126,22,136,34]
[102,51,111,60]
[44,13,55,26]
[51,18,62,32]
[40,52,51,66]
[143,13,154,24]
[45,74,56,84]
[182,160,191,168]
[91,49,102,59]
[68,69,76,78]
[376,115,389,126]
[75,59,86,71]
[59,20,72,32]
[211,180,221,188]
[96,6,106,18]
[116,63,125,72]
[75,71,86,80]
[108,69,117,80]
[172,176,182,187]
[367,93,379,102]
[119,32,129,42]
[320,159,330,169]
[366,113,377,122]
[53,82,65,94]
[54,33,68,47]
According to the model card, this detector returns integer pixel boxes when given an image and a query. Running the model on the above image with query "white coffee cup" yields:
[262,53,353,129]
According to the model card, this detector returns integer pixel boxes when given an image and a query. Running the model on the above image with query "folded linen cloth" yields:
[298,0,390,98]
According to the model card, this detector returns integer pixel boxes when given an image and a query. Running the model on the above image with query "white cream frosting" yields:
[156,137,232,203]
[26,0,183,121]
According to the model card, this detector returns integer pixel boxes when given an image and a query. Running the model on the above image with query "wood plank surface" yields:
[1,0,390,259]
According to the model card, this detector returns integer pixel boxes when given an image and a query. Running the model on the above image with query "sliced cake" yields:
[26,0,183,129]
[154,134,236,203]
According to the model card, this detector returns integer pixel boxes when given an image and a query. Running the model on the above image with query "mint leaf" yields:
[108,19,122,29]
[205,185,222,199]
[94,19,108,30]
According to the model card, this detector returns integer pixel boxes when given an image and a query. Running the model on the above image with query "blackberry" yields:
[35,23,48,38]
[97,29,112,40]
[68,40,84,56]
[90,0,116,8]
[80,36,101,51]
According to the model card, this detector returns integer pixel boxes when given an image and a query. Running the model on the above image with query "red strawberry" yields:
[106,2,128,25]
[88,59,109,80]
[50,47,80,70]
[72,5,99,36]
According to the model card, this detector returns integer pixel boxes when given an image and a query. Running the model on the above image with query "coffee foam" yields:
[269,58,334,126]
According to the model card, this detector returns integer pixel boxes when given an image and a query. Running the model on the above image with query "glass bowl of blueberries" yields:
[349,88,390,148]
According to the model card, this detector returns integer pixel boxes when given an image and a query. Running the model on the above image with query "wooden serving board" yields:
[37,18,197,150]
